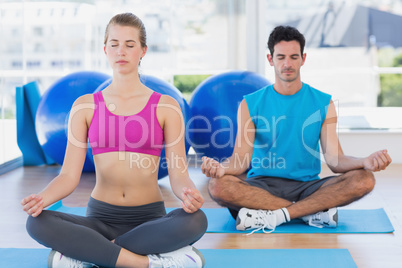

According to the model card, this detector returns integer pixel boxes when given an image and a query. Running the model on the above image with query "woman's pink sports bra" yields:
[88,91,164,156]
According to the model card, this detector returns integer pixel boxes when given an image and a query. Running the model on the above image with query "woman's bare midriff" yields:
[90,152,164,206]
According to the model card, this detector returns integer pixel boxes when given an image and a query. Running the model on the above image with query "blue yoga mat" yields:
[16,81,53,166]
[196,207,395,234]
[49,201,394,234]
[0,248,357,268]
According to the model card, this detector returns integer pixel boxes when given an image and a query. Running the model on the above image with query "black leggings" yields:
[26,197,208,267]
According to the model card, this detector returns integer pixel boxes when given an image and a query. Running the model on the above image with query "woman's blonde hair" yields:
[104,13,147,48]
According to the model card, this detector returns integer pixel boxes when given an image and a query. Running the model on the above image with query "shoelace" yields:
[247,210,276,235]
[306,212,325,228]
[66,258,84,268]
[66,258,98,268]
[152,254,186,268]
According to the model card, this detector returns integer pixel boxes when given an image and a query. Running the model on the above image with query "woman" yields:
[21,13,207,268]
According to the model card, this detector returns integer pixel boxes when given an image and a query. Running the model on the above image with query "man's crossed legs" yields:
[208,169,375,233]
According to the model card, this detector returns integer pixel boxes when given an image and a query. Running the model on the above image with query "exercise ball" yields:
[189,71,271,160]
[94,75,191,179]
[36,71,111,172]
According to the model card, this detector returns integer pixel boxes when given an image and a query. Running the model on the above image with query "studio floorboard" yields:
[1,162,401,267]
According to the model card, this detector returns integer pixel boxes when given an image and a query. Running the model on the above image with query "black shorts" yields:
[229,175,336,219]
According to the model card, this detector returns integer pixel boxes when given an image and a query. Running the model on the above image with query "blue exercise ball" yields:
[36,71,111,172]
[94,75,191,179]
[189,71,271,160]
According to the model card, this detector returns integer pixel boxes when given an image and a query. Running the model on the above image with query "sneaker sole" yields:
[192,247,206,268]
[235,215,242,230]
[47,250,57,268]
[332,208,339,228]
[235,208,247,230]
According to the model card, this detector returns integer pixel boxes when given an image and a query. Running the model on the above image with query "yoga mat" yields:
[197,207,395,234]
[0,248,50,268]
[16,81,54,166]
[0,248,357,268]
[49,201,394,234]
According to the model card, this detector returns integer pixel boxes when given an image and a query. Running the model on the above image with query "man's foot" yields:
[302,207,338,228]
[148,245,205,268]
[48,250,97,268]
[236,207,277,234]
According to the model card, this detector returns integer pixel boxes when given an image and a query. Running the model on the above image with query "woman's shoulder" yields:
[70,94,96,119]
[74,93,96,105]
[156,94,183,122]
[158,94,180,107]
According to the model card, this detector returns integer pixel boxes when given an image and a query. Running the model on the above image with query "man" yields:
[201,25,392,232]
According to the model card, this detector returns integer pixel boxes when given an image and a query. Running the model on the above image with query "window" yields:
[0,0,247,166]
[264,0,402,108]
[1,0,401,167]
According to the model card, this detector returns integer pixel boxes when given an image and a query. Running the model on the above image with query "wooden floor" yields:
[1,162,402,267]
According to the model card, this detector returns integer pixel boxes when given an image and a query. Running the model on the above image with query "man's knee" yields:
[349,169,376,195]
[360,169,376,193]
[208,177,219,199]
[208,175,248,207]
[208,175,232,200]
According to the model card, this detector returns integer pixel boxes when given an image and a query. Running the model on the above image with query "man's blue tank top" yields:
[244,83,331,182]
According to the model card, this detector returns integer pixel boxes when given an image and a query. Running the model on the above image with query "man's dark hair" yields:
[267,26,305,56]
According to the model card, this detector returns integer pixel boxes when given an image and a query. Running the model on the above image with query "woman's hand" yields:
[21,194,44,217]
[181,187,204,213]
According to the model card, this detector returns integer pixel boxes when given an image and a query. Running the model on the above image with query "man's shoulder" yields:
[245,84,272,100]
[303,83,331,98]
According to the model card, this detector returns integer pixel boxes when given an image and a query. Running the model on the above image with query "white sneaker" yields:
[236,208,277,234]
[148,245,205,268]
[302,208,338,228]
[48,250,97,268]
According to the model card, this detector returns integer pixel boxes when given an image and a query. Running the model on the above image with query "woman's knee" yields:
[183,209,208,236]
[26,210,60,246]
[26,213,47,241]
[184,209,208,244]
[194,209,208,233]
